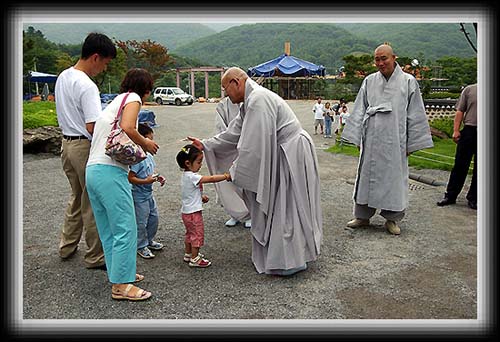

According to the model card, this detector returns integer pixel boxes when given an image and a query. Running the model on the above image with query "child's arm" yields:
[198,172,231,184]
[128,170,156,185]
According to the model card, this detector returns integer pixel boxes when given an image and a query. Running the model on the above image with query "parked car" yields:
[153,87,194,106]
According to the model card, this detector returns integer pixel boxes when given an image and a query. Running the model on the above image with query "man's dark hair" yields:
[81,32,117,59]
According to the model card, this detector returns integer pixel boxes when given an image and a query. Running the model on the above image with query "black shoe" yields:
[437,197,456,206]
[468,201,477,210]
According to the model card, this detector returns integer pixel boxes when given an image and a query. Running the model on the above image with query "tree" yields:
[23,26,65,95]
[435,56,477,87]
[55,52,77,73]
[115,39,172,82]
[459,23,477,53]
[338,53,377,88]
[23,26,61,75]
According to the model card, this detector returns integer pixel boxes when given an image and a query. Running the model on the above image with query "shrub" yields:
[424,92,460,99]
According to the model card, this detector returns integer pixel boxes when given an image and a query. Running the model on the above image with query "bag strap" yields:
[111,92,131,130]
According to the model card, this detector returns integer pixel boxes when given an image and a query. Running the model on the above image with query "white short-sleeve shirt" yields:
[55,67,102,139]
[313,103,325,120]
[181,171,203,214]
[87,92,142,171]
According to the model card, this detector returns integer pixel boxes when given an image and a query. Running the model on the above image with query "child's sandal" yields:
[183,252,204,262]
[188,255,211,268]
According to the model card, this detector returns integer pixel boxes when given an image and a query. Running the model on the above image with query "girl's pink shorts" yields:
[182,211,204,247]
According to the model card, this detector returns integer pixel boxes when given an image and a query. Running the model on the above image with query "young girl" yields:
[176,144,231,268]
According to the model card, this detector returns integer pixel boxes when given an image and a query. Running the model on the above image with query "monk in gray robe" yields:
[341,44,433,235]
[189,67,322,275]
[211,97,251,228]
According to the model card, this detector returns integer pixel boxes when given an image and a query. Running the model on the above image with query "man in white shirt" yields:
[312,97,325,135]
[55,33,116,269]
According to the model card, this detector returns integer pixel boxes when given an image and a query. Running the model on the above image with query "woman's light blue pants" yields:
[86,164,137,284]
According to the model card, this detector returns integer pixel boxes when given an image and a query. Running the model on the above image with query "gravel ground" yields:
[20,100,479,334]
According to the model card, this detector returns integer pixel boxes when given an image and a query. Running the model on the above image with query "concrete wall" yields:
[426,104,456,121]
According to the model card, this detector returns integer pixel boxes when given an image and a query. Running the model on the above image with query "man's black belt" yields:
[63,135,88,140]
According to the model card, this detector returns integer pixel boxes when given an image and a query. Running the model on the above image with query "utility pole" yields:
[33,59,39,95]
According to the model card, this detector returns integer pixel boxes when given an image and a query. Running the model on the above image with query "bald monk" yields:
[189,67,322,275]
[342,44,433,235]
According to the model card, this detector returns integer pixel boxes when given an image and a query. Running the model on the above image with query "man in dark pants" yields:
[437,84,477,209]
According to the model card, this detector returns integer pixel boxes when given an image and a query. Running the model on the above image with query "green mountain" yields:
[203,23,248,32]
[172,23,376,72]
[22,23,217,50]
[172,22,476,73]
[337,23,477,61]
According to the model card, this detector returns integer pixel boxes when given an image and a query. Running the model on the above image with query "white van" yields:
[152,87,194,106]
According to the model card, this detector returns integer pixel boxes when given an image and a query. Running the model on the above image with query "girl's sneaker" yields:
[189,255,211,268]
[183,252,204,262]
[148,241,163,251]
[137,247,155,259]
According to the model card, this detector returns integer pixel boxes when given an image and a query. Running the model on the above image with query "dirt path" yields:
[21,100,478,325]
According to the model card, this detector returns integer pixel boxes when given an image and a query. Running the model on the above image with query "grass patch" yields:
[23,101,58,129]
[409,137,458,171]
[327,140,360,157]
[327,136,466,173]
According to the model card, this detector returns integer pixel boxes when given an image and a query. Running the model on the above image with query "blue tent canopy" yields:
[28,71,58,83]
[138,109,160,128]
[247,54,326,77]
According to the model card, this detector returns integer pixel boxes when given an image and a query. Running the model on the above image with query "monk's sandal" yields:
[346,218,370,228]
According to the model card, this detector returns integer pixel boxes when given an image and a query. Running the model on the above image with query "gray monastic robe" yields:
[203,79,323,275]
[210,97,250,222]
[342,63,433,212]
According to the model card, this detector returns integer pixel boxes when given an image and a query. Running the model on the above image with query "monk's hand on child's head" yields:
[187,136,203,151]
